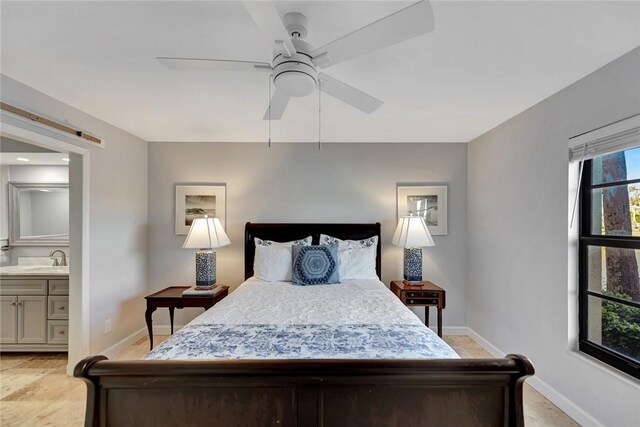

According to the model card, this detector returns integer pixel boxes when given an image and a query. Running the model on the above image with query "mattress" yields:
[145,277,459,360]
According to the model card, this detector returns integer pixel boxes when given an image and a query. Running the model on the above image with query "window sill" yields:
[566,348,640,388]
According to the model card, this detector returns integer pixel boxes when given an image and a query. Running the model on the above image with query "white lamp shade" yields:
[391,216,435,248]
[182,217,231,249]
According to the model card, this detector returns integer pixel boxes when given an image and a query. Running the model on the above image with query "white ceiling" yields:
[0,153,70,166]
[1,1,639,143]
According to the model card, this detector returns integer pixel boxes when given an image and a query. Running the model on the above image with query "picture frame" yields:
[175,184,226,235]
[397,185,447,235]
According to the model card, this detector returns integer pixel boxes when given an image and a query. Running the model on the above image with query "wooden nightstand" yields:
[144,285,229,349]
[390,280,446,337]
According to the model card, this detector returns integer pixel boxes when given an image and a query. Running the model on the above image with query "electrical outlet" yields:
[104,319,112,334]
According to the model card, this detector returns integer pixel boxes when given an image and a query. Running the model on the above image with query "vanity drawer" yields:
[0,280,47,296]
[47,320,68,344]
[48,296,69,320]
[48,280,69,295]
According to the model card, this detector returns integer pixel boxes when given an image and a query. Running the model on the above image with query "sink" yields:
[0,265,69,275]
[20,266,68,272]
[17,256,57,267]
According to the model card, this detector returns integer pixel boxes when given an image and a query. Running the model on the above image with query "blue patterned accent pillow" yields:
[292,244,339,285]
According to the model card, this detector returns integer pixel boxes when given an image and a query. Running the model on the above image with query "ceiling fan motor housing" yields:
[272,47,317,98]
[284,12,308,39]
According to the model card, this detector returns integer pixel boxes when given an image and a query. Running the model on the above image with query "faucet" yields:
[49,250,68,267]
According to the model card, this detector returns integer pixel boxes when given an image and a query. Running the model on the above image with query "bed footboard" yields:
[75,355,534,427]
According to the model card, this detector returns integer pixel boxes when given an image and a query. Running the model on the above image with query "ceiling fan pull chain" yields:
[318,79,321,150]
[268,73,272,148]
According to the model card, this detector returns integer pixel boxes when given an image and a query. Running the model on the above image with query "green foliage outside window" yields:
[602,291,640,360]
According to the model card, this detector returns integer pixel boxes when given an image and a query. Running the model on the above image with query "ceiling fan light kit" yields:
[272,39,317,98]
[158,0,434,129]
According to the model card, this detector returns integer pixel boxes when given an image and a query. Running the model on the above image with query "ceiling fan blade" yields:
[263,90,290,120]
[318,73,383,114]
[311,0,434,68]
[157,57,272,72]
[243,2,297,58]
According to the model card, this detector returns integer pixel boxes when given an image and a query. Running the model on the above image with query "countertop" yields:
[0,265,69,276]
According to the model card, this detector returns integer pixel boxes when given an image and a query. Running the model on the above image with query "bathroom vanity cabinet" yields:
[0,273,69,351]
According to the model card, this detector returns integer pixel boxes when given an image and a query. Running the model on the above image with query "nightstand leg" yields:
[437,307,443,338]
[425,306,429,327]
[145,306,156,350]
[169,307,175,335]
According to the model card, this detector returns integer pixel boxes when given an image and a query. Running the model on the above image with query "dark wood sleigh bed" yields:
[75,223,534,427]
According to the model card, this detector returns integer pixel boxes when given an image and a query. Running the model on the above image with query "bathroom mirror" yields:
[8,182,69,246]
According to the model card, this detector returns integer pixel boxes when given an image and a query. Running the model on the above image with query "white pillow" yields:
[319,234,378,280]
[253,236,312,282]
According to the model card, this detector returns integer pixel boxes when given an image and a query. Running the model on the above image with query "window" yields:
[579,147,640,379]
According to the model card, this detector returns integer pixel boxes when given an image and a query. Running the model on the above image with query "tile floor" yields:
[0,335,579,426]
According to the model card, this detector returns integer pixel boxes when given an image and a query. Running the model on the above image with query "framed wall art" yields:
[397,185,447,235]
[175,184,226,235]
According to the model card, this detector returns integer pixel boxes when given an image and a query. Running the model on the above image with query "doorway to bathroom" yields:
[0,135,71,370]
[0,114,91,375]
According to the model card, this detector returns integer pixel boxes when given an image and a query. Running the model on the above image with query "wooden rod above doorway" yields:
[1,102,103,146]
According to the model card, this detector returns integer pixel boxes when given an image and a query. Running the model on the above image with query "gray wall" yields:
[1,75,149,355]
[467,47,640,426]
[148,142,468,329]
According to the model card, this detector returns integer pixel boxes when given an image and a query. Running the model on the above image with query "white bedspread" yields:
[145,278,459,360]
[190,277,426,326]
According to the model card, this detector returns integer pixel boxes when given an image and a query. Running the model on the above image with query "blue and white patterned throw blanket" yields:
[145,323,459,360]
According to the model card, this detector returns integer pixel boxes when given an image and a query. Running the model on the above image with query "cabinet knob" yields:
[58,330,65,335]
[60,306,65,310]
[409,300,414,303]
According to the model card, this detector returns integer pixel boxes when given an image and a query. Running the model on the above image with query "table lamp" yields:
[392,216,435,284]
[182,216,230,289]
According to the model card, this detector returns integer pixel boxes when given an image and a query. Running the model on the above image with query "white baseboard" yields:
[465,328,503,357]
[525,376,604,427]
[99,327,147,359]
[97,325,183,359]
[466,328,604,427]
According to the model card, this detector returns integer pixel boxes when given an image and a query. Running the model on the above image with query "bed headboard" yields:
[244,222,382,280]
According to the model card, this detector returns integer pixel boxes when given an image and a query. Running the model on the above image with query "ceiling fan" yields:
[158,1,434,120]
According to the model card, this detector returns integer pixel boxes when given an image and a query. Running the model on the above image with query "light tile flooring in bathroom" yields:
[0,335,579,427]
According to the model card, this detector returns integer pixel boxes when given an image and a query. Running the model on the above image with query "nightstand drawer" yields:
[406,291,439,299]
[405,297,439,305]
